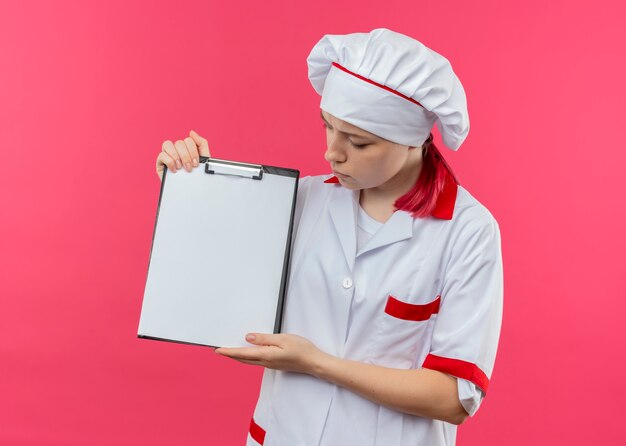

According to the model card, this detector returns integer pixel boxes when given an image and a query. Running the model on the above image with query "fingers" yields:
[156,140,182,181]
[230,358,265,367]
[190,130,211,157]
[213,333,283,361]
[162,140,182,170]
[245,333,283,347]
[183,137,200,168]
[216,346,272,361]
[156,151,177,181]
[156,130,210,179]
[174,139,194,172]
[214,350,265,367]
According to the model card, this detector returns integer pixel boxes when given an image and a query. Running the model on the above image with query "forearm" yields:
[311,353,468,425]
[216,333,468,424]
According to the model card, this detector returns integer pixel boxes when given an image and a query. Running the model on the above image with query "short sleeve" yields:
[422,215,503,398]
[457,378,483,416]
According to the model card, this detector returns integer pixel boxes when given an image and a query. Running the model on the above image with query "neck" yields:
[358,151,423,222]
[362,151,423,204]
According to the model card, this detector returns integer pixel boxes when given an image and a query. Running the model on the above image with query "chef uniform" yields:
[246,29,503,446]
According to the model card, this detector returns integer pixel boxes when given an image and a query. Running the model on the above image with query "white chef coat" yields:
[246,172,503,446]
[356,204,484,418]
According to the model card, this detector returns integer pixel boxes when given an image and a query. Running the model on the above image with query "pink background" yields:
[1,0,625,444]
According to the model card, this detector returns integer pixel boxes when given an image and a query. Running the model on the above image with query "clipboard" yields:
[138,156,299,348]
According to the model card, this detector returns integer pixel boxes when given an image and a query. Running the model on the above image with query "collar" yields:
[324,172,458,220]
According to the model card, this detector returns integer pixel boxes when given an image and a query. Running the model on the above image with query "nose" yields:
[324,134,347,164]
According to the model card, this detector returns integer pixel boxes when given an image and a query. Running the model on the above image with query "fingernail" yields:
[185,162,191,171]
[193,158,198,167]
[246,334,256,341]
[176,160,182,169]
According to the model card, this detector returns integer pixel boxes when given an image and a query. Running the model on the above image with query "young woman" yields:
[155,29,503,446]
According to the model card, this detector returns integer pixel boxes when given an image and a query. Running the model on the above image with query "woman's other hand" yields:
[215,333,467,423]
[156,130,211,181]
[215,333,330,376]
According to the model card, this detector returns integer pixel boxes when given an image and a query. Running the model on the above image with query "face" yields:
[321,110,421,191]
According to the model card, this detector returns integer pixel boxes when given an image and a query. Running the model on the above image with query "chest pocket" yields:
[370,292,440,369]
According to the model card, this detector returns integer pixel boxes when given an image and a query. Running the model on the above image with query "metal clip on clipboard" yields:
[205,158,263,180]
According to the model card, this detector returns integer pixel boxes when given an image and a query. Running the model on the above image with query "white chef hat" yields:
[307,28,469,150]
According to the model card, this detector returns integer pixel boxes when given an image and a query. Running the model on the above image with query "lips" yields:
[333,170,350,179]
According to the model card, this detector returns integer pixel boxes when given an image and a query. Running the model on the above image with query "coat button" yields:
[342,277,353,289]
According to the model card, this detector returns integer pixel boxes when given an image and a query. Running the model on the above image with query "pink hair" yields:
[394,134,459,218]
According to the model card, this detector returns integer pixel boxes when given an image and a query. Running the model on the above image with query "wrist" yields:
[309,351,339,380]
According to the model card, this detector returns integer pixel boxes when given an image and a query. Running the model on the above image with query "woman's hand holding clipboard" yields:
[156,130,211,180]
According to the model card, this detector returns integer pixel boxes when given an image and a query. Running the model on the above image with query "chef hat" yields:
[307,28,469,150]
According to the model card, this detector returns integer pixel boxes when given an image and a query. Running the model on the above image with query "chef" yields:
[176,28,504,446]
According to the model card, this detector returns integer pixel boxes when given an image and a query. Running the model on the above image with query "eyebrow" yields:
[320,111,371,139]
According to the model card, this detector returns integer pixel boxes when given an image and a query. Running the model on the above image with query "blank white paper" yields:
[138,161,297,348]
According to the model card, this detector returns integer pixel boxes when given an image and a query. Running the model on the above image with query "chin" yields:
[337,179,361,190]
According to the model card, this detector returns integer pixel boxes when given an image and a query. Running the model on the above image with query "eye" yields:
[348,139,368,149]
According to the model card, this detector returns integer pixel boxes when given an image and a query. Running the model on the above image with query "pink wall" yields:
[1,0,625,444]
